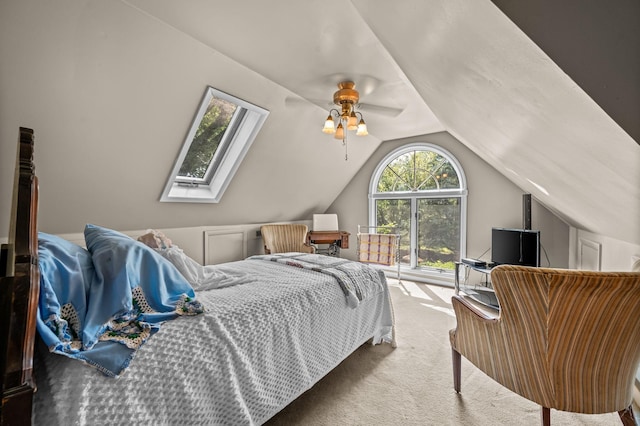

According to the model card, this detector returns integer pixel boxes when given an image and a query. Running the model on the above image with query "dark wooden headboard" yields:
[1,128,39,425]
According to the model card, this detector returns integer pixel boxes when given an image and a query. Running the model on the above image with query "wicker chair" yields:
[260,224,315,255]
[450,265,640,425]
[356,225,401,281]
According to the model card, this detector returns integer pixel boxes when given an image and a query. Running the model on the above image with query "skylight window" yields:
[161,87,269,203]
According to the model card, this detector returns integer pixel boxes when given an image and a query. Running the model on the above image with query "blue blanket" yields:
[36,225,203,377]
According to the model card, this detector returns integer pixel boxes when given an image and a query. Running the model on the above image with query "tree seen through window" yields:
[370,145,466,272]
[178,97,237,180]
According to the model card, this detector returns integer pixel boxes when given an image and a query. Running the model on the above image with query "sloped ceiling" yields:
[0,0,638,247]
[123,0,444,142]
[351,0,640,246]
[491,0,640,144]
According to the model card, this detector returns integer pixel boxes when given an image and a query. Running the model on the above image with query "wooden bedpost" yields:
[1,127,39,425]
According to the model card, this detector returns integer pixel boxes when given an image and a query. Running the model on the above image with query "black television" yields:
[491,227,540,267]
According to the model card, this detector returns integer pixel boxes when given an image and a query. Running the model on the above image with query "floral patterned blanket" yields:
[36,226,204,377]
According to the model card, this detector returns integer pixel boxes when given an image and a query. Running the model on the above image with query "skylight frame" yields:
[160,86,269,203]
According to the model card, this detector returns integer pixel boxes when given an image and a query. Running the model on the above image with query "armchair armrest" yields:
[300,242,315,254]
[449,294,501,369]
[451,295,499,322]
[449,294,499,393]
[264,242,314,254]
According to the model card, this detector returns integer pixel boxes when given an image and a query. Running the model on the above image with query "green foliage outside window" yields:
[178,97,237,179]
[376,199,411,263]
[375,149,462,270]
[417,198,460,270]
[377,150,459,192]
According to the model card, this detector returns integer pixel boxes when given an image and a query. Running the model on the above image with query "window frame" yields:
[160,86,269,203]
[369,143,468,277]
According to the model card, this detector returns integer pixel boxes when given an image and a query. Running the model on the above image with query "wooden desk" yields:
[306,230,350,256]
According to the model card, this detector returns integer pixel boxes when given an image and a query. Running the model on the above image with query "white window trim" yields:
[368,143,468,280]
[160,87,269,203]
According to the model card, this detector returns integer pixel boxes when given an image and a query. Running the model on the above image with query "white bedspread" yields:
[33,257,394,425]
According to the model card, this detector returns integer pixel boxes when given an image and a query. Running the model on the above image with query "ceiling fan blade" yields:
[285,96,404,117]
[358,102,404,117]
[284,96,318,108]
[321,73,381,96]
[284,96,306,106]
[285,96,334,109]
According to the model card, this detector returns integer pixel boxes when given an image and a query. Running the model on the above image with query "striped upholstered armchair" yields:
[450,265,640,425]
[260,224,315,255]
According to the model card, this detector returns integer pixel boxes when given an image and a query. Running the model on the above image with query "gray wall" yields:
[327,131,569,268]
[0,0,379,238]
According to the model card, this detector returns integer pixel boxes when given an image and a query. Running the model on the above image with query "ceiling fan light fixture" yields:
[321,81,369,160]
[347,110,358,130]
[334,122,345,140]
[356,118,368,136]
[322,114,336,134]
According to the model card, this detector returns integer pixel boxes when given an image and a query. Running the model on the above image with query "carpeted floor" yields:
[266,278,633,425]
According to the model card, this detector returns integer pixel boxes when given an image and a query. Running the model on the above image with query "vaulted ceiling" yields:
[1,0,638,246]
[492,0,639,145]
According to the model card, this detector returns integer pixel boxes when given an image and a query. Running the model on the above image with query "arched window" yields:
[369,143,467,276]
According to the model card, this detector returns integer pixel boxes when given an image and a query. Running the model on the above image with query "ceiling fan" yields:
[328,80,404,117]
[285,79,404,117]
[320,80,401,161]
[321,81,369,139]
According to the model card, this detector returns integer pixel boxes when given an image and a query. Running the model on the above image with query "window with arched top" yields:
[369,143,467,275]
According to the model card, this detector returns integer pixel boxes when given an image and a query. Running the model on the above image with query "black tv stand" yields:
[461,257,487,268]
[454,261,499,310]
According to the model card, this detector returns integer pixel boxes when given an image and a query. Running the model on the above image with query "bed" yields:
[0,128,395,425]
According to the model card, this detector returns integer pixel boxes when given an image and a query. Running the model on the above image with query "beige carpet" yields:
[266,278,631,425]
